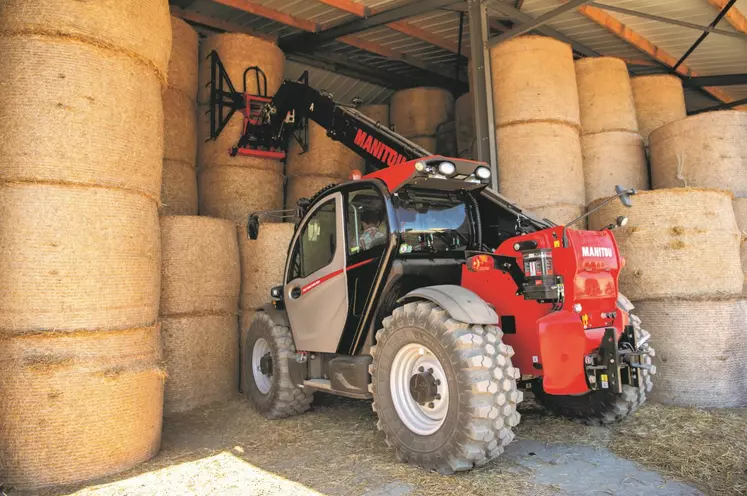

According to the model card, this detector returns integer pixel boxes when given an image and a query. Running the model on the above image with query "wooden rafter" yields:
[706,0,747,33]
[213,0,321,32]
[317,0,370,17]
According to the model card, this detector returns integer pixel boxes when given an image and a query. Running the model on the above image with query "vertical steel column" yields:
[467,0,498,190]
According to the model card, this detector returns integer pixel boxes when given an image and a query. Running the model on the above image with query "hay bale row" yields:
[390,87,454,139]
[530,203,585,227]
[163,87,198,166]
[286,120,363,177]
[575,57,638,135]
[238,224,294,310]
[631,74,687,144]
[159,159,198,216]
[588,188,743,300]
[455,92,475,159]
[735,198,747,292]
[649,111,747,196]
[582,131,648,202]
[634,298,747,408]
[286,173,346,210]
[0,325,164,489]
[199,165,284,225]
[167,17,199,98]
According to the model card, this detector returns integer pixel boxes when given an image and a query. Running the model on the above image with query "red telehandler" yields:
[207,53,656,473]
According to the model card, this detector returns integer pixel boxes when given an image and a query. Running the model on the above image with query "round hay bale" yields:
[1,0,172,78]
[159,160,198,216]
[160,216,240,315]
[286,120,363,177]
[198,33,285,105]
[490,35,580,128]
[286,174,346,210]
[588,188,743,300]
[631,75,686,144]
[456,92,475,159]
[162,314,238,415]
[409,135,438,154]
[633,298,747,408]
[496,122,585,211]
[167,16,198,98]
[582,131,648,202]
[575,57,637,135]
[0,184,160,333]
[360,104,390,128]
[163,87,197,166]
[0,325,164,489]
[238,223,294,310]
[390,87,454,137]
[649,111,747,196]
[436,121,457,157]
[0,36,164,199]
[734,198,747,292]
[198,165,284,224]
[530,203,585,227]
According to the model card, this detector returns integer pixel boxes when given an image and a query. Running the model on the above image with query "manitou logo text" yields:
[582,246,614,258]
[353,129,407,167]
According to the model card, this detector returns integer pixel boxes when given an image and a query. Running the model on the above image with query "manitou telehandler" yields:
[207,53,656,474]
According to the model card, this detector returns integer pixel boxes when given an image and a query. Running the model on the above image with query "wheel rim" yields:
[390,343,449,435]
[252,338,273,395]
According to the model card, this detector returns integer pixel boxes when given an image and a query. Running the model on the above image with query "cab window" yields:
[288,200,337,280]
[347,188,387,255]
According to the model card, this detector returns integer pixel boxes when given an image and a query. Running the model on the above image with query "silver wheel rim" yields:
[390,343,449,435]
[252,338,272,395]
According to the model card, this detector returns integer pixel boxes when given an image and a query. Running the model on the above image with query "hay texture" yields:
[633,298,747,408]
[162,314,238,415]
[286,174,346,209]
[198,165,284,224]
[163,87,197,166]
[238,224,294,309]
[0,0,172,78]
[456,92,475,159]
[436,121,457,157]
[0,184,160,333]
[409,135,438,153]
[631,75,686,144]
[286,120,363,177]
[390,87,454,138]
[359,104,390,128]
[588,188,743,300]
[198,33,285,105]
[649,111,747,196]
[575,57,637,135]
[490,35,580,128]
[735,198,747,292]
[530,203,585,227]
[159,159,198,216]
[0,325,164,489]
[497,121,585,212]
[160,216,240,316]
[167,16,198,98]
[582,131,648,202]
[0,36,164,199]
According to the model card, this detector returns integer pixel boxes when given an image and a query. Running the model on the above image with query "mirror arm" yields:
[562,188,636,248]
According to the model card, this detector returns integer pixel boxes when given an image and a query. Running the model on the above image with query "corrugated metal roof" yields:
[285,59,393,104]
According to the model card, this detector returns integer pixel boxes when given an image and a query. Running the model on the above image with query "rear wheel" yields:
[369,301,523,473]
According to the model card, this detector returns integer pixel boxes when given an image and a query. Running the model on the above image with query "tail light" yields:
[466,254,494,272]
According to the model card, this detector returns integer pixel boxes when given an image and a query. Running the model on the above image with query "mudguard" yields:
[537,311,589,395]
[399,285,499,325]
[258,303,290,327]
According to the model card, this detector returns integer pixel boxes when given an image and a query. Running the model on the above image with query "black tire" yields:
[242,312,313,419]
[369,301,523,474]
[532,309,655,425]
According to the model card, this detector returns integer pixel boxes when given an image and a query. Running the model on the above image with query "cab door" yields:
[284,192,348,352]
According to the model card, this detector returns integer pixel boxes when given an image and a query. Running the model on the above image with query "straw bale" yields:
[409,136,438,154]
[575,57,637,135]
[530,203,585,227]
[490,35,580,128]
[0,184,160,333]
[163,87,197,167]
[0,0,172,78]
[0,36,164,199]
[735,198,747,292]
[436,121,457,157]
[390,87,454,137]
[162,314,238,415]
[160,216,240,316]
[633,298,747,408]
[159,159,198,216]
[582,131,648,202]
[198,33,285,105]
[649,111,747,196]
[0,325,164,488]
[455,92,475,159]
[286,174,346,209]
[286,120,363,177]
[631,75,686,144]
[167,17,198,98]
[198,165,284,224]
[359,104,390,128]
[238,223,294,310]
[496,121,585,211]
[588,188,743,300]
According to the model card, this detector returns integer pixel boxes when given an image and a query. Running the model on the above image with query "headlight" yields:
[475,166,491,180]
[437,161,456,176]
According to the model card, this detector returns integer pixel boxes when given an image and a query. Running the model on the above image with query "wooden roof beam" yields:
[213,0,321,32]
[706,0,747,33]
[317,0,370,18]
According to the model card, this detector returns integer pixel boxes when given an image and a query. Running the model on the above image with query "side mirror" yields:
[615,185,636,208]
[247,214,259,240]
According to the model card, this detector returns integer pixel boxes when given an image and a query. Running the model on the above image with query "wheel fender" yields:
[257,303,290,327]
[398,285,499,325]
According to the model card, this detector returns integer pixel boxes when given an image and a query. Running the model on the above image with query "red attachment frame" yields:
[234,93,287,160]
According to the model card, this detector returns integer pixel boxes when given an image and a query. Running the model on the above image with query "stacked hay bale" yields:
[161,17,199,215]
[630,75,687,146]
[0,0,170,488]
[160,216,240,414]
[735,198,747,292]
[490,36,585,225]
[455,92,475,159]
[197,33,285,224]
[390,87,454,153]
[575,57,648,203]
[589,189,747,408]
[360,104,390,128]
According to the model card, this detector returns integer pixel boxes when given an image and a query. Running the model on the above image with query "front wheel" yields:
[369,301,523,473]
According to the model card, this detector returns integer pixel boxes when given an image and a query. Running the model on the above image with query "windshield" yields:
[394,190,471,253]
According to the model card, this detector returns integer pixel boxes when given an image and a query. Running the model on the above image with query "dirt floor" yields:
[12,393,747,496]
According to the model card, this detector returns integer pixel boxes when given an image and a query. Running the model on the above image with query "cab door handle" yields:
[290,287,302,299]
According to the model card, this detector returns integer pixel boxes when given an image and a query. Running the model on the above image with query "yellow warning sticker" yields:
[601,374,608,381]
[553,240,561,248]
